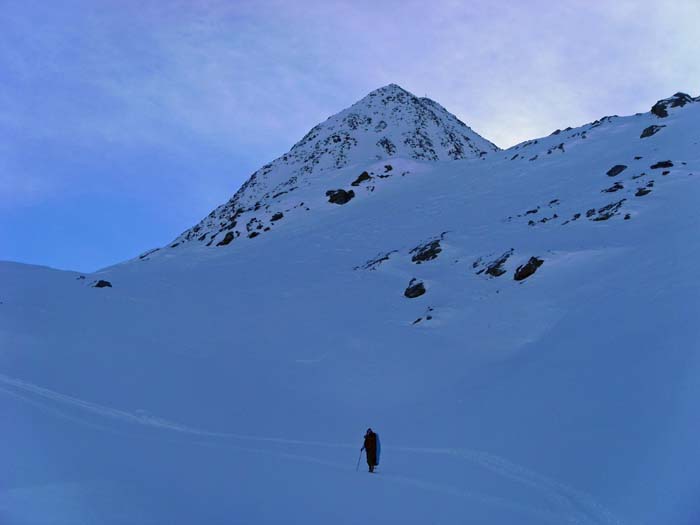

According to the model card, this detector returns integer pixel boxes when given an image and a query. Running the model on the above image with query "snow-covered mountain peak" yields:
[171,84,498,247]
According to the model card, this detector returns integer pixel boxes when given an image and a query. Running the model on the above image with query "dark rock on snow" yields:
[650,160,673,169]
[635,187,652,197]
[271,212,284,222]
[485,249,514,277]
[404,279,426,299]
[217,232,235,246]
[591,199,626,221]
[651,92,695,118]
[602,182,624,193]
[351,171,372,186]
[606,164,627,177]
[640,125,665,138]
[514,257,544,281]
[410,238,443,264]
[326,189,355,205]
[93,280,112,288]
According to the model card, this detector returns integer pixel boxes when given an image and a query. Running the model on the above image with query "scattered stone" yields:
[355,251,397,271]
[271,212,284,222]
[635,187,652,197]
[248,231,260,239]
[485,249,514,277]
[650,160,673,169]
[662,170,670,176]
[602,182,624,193]
[384,164,393,173]
[591,199,626,221]
[139,248,160,260]
[326,189,355,205]
[624,213,631,220]
[514,257,544,281]
[634,156,643,160]
[606,164,627,177]
[586,208,596,218]
[217,232,235,246]
[404,279,426,299]
[410,238,443,264]
[93,280,112,288]
[640,125,665,138]
[351,171,372,186]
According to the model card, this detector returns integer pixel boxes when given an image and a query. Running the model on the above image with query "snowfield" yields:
[1,86,699,524]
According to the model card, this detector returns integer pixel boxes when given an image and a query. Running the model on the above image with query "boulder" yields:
[640,125,665,138]
[650,160,673,169]
[93,280,112,288]
[404,279,426,299]
[326,189,355,205]
[216,232,235,246]
[514,257,544,281]
[606,164,627,177]
[351,171,372,186]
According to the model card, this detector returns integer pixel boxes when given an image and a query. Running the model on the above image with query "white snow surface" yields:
[2,87,700,525]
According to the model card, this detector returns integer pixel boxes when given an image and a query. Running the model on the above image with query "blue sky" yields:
[2,0,698,272]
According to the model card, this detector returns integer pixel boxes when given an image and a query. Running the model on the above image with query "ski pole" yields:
[356,449,363,471]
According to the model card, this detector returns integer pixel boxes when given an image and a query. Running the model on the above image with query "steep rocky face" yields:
[650,92,697,118]
[172,84,498,247]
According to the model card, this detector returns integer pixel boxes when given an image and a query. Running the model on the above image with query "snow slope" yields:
[1,87,700,525]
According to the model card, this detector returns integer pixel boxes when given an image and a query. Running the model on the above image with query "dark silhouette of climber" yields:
[361,428,378,473]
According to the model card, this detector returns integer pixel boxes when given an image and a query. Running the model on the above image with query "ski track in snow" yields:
[1,372,621,525]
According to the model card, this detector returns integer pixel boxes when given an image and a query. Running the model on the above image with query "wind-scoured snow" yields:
[1,87,699,525]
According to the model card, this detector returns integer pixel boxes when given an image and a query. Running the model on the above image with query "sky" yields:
[1,0,699,272]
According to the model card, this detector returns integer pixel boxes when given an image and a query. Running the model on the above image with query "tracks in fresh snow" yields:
[1,372,620,525]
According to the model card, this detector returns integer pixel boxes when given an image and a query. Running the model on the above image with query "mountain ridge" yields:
[2,85,699,525]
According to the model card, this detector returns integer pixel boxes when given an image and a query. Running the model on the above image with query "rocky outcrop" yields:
[410,235,445,264]
[651,92,694,118]
[351,171,372,186]
[404,279,426,298]
[216,232,235,246]
[640,125,665,138]
[326,189,355,205]
[590,199,626,221]
[479,249,513,277]
[93,280,112,288]
[514,257,544,281]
